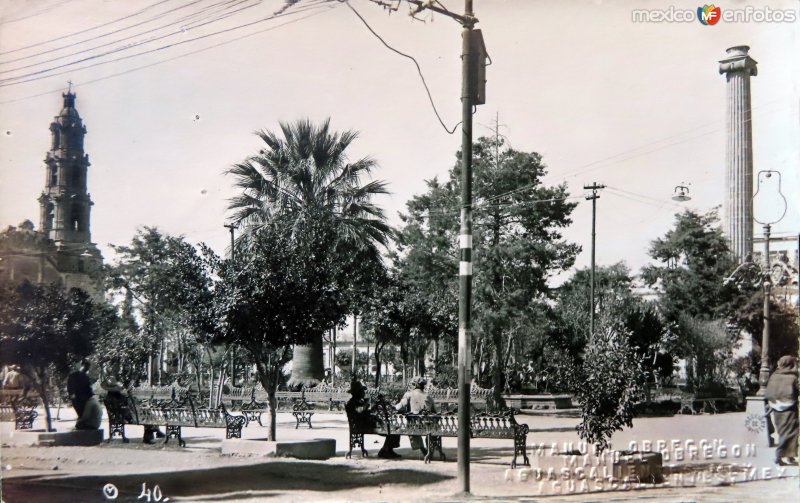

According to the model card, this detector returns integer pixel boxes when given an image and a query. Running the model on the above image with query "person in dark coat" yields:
[101,378,133,424]
[345,380,401,459]
[67,359,93,417]
[766,355,799,466]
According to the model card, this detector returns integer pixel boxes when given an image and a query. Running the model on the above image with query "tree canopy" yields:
[0,281,113,430]
[395,136,580,390]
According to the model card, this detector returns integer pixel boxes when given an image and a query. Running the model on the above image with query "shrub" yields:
[573,325,645,453]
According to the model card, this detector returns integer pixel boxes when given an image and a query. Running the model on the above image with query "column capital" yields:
[719,45,758,76]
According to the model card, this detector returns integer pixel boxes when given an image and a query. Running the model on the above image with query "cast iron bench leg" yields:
[165,426,185,447]
[346,432,367,458]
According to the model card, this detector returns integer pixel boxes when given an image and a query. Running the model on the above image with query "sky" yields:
[1,0,798,285]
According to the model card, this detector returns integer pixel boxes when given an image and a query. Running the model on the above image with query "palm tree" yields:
[227,119,392,386]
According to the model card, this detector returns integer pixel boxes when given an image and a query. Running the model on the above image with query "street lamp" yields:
[671,185,692,202]
[752,170,787,394]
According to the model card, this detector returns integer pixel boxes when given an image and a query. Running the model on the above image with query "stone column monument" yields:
[719,46,758,261]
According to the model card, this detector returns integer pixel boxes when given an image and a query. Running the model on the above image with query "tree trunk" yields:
[492,334,506,410]
[266,392,277,441]
[332,327,337,386]
[373,345,382,388]
[215,367,226,408]
[34,368,53,432]
[208,367,215,408]
[288,334,324,388]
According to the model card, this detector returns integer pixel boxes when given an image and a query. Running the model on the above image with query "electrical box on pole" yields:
[468,29,487,105]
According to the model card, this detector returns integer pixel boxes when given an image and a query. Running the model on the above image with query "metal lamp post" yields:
[726,169,788,446]
[752,170,787,394]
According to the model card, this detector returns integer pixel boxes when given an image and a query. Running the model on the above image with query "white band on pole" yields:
[459,261,473,276]
[460,234,472,249]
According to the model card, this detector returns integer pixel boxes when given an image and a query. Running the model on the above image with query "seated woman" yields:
[345,380,400,459]
[75,395,103,430]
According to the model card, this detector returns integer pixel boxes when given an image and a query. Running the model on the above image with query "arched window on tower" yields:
[69,165,81,187]
[70,204,83,233]
[50,165,57,186]
[45,203,54,231]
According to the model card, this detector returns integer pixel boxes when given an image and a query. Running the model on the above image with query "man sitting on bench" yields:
[345,380,401,459]
[395,377,436,457]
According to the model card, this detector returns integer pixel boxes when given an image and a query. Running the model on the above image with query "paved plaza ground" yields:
[1,409,798,502]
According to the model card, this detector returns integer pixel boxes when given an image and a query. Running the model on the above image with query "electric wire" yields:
[0,0,268,81]
[605,189,681,211]
[0,0,174,56]
[0,1,257,75]
[0,0,71,26]
[604,185,678,206]
[344,0,460,135]
[0,0,334,88]
[0,0,212,65]
[477,102,797,207]
[0,2,337,106]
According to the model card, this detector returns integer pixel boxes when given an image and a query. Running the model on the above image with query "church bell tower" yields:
[38,90,94,244]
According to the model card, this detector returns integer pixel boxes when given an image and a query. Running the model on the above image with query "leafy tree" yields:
[360,272,417,386]
[731,292,799,379]
[641,209,753,391]
[108,228,215,391]
[396,136,580,398]
[212,221,347,439]
[93,290,148,388]
[0,281,113,431]
[227,118,392,385]
[674,315,738,392]
[551,263,636,358]
[334,350,369,383]
[550,263,673,397]
[641,209,738,321]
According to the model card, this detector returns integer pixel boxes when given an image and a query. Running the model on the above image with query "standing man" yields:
[396,377,436,456]
[67,359,93,417]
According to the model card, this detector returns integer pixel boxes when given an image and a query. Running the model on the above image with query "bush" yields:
[432,364,457,388]
[377,380,409,403]
[573,326,645,453]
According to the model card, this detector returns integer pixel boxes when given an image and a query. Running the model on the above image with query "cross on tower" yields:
[67,80,73,93]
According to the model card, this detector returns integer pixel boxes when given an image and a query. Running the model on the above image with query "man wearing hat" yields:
[395,377,436,455]
[345,380,401,458]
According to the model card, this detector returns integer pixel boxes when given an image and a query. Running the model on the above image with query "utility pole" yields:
[224,223,238,260]
[402,1,485,493]
[224,222,238,386]
[584,183,605,339]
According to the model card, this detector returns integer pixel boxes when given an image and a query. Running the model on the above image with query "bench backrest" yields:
[194,407,227,427]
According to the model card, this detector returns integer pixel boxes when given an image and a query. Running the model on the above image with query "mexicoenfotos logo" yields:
[697,4,721,25]
[632,5,797,23]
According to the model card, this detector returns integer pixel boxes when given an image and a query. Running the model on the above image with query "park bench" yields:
[104,393,246,447]
[346,404,530,468]
[677,396,738,415]
[428,386,490,412]
[241,389,315,428]
[0,390,39,430]
[130,384,190,402]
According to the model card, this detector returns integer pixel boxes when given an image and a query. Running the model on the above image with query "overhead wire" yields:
[344,0,461,135]
[0,0,212,65]
[0,0,268,82]
[0,2,337,106]
[476,101,797,208]
[0,0,72,26]
[0,0,335,89]
[0,0,173,56]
